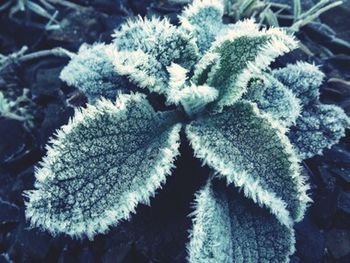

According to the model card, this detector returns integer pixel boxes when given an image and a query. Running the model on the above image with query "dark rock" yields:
[0,198,20,225]
[326,55,350,77]
[320,0,350,42]
[311,188,338,228]
[148,2,185,24]
[78,247,95,263]
[304,23,350,55]
[38,103,74,146]
[272,49,309,69]
[323,145,350,165]
[103,244,132,263]
[0,119,26,163]
[31,66,65,101]
[123,245,150,263]
[48,7,125,48]
[18,228,52,261]
[326,229,350,259]
[88,0,131,16]
[337,191,350,214]
[317,164,337,190]
[129,0,153,16]
[58,245,81,263]
[295,215,325,262]
[331,167,350,183]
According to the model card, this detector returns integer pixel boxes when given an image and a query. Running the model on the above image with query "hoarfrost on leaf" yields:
[196,19,298,111]
[60,44,126,103]
[188,179,295,263]
[179,0,225,53]
[113,16,198,96]
[272,62,324,106]
[24,0,350,261]
[244,74,301,127]
[289,104,350,159]
[25,93,182,239]
[186,101,310,226]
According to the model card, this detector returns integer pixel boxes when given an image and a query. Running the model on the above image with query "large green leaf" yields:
[272,62,324,106]
[198,20,297,111]
[188,179,295,263]
[289,104,350,159]
[25,94,182,239]
[244,74,301,127]
[186,101,310,226]
[112,16,198,95]
[60,44,126,103]
[179,0,225,53]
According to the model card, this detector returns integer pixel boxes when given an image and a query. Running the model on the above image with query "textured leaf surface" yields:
[25,94,182,239]
[186,101,309,226]
[188,179,295,263]
[179,0,224,53]
[167,63,218,116]
[244,74,301,127]
[272,62,324,106]
[289,104,350,159]
[203,20,297,110]
[60,44,126,102]
[112,16,198,95]
[109,50,162,92]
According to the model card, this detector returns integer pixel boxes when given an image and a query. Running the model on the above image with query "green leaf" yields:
[179,0,225,53]
[244,74,301,127]
[202,20,298,111]
[25,93,182,239]
[272,62,324,106]
[60,44,126,103]
[186,101,310,226]
[109,49,163,93]
[188,179,295,263]
[289,104,350,159]
[112,16,198,95]
[167,63,218,116]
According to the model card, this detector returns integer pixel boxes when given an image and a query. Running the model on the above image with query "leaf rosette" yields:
[25,0,349,262]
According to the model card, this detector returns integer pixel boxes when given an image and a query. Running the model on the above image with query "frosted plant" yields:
[25,0,349,262]
[273,62,350,158]
[59,44,128,103]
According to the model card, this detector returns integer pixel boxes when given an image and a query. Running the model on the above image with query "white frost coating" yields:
[106,48,160,91]
[25,93,182,239]
[167,63,189,91]
[168,83,218,116]
[207,19,299,110]
[179,0,225,52]
[185,102,310,226]
[192,52,220,84]
[167,63,218,115]
[59,43,125,102]
[180,0,224,21]
[246,73,302,127]
[112,16,198,95]
[272,61,325,106]
[187,180,233,263]
[187,179,296,263]
[186,126,292,227]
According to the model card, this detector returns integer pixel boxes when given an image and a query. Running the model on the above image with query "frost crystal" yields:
[25,0,349,262]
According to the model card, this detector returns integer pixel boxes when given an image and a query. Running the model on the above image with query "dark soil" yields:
[0,0,350,262]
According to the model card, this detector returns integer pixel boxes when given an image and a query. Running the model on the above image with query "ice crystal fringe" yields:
[207,19,299,110]
[25,0,349,261]
[25,94,182,239]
